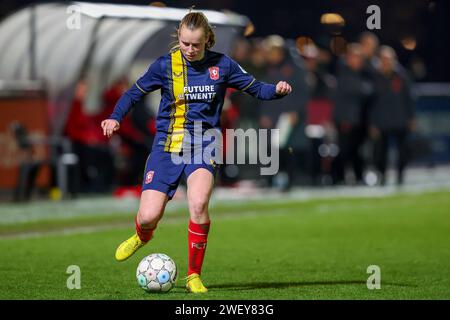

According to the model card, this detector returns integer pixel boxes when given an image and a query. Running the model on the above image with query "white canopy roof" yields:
[0,2,248,133]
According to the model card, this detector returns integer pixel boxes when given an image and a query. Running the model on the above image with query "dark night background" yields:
[1,0,449,81]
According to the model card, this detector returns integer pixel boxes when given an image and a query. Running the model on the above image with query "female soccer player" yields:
[101,11,292,293]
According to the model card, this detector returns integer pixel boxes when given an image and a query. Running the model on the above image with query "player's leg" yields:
[115,190,169,262]
[185,167,214,293]
[136,189,170,241]
[115,147,182,262]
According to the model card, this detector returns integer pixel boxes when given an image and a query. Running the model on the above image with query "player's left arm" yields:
[227,57,292,100]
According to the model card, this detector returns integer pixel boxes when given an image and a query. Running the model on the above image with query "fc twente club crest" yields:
[145,171,154,184]
[208,67,220,80]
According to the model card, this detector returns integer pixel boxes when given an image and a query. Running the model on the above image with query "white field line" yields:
[0,195,428,240]
[1,180,450,225]
[1,166,449,239]
[0,209,288,240]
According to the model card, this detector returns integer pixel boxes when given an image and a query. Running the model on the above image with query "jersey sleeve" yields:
[109,57,164,123]
[227,57,281,100]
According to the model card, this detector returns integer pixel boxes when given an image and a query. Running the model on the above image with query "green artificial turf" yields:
[0,191,449,299]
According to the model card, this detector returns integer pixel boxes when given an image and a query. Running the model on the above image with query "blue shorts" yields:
[141,145,219,200]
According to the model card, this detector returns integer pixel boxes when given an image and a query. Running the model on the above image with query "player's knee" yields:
[138,208,161,227]
[189,198,209,220]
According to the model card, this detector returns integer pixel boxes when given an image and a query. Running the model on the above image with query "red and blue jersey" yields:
[109,49,281,152]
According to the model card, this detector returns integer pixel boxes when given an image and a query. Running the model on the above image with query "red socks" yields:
[188,220,210,276]
[135,217,209,275]
[135,216,155,242]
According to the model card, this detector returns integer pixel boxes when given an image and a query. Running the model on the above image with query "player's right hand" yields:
[275,81,292,95]
[101,119,120,138]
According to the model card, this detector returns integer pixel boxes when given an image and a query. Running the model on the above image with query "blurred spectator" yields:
[369,46,416,185]
[359,32,380,72]
[10,122,76,201]
[332,43,373,185]
[102,78,154,187]
[65,78,115,193]
[10,122,51,201]
[231,37,252,68]
[258,35,309,190]
[230,37,267,122]
[358,32,380,170]
[302,44,337,185]
[224,37,269,185]
[219,88,241,186]
[303,45,336,99]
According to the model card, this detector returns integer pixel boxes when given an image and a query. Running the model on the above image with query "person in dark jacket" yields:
[302,43,337,185]
[369,46,416,185]
[332,43,373,184]
[258,35,309,190]
[359,32,380,164]
[359,32,380,79]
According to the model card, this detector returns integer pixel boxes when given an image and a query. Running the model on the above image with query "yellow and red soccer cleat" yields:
[186,273,208,293]
[115,233,146,262]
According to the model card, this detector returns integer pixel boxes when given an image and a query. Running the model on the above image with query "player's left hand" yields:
[276,81,292,95]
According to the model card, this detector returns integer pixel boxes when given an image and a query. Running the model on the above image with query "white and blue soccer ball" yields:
[136,253,177,293]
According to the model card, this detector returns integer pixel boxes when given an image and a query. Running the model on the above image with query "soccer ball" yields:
[136,253,177,292]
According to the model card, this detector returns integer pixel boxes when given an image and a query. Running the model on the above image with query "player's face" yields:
[178,25,207,61]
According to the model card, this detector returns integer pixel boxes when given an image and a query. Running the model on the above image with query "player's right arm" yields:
[102,57,164,137]
[227,56,291,99]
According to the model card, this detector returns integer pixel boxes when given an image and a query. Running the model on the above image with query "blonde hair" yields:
[170,11,216,52]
